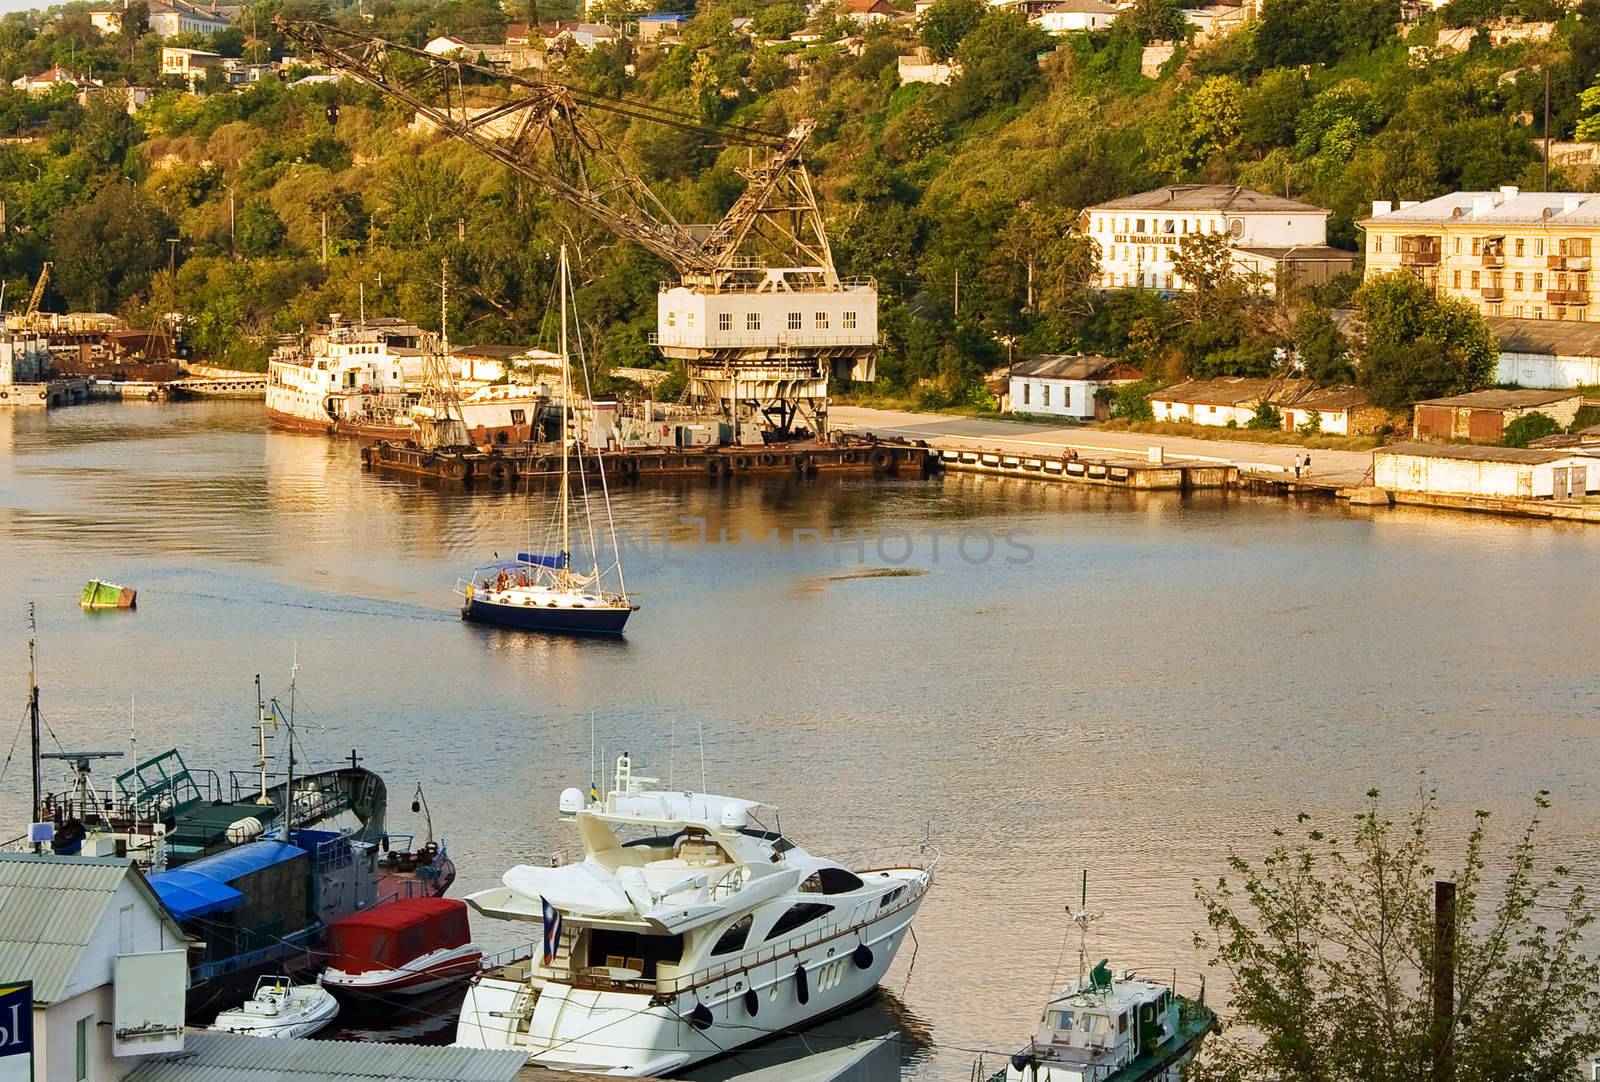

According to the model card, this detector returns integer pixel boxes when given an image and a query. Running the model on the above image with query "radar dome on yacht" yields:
[558,787,584,814]
[720,804,748,829]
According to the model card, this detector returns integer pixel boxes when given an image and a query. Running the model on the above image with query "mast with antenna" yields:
[1069,869,1102,990]
[27,603,42,854]
[254,674,274,806]
[558,245,571,588]
[276,653,300,841]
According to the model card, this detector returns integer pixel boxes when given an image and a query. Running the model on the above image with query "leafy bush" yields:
[1110,378,1158,421]
[1247,402,1283,430]
[1502,411,1562,448]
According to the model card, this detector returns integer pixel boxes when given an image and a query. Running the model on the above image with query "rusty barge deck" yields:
[361,437,937,486]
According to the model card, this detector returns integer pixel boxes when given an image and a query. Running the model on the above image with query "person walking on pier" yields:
[1303,454,1312,480]
[1293,454,1303,480]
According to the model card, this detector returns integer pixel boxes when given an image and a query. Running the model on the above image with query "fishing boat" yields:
[457,247,636,636]
[80,579,136,609]
[208,976,340,1038]
[322,897,483,997]
[993,878,1216,1082]
[454,752,936,1076]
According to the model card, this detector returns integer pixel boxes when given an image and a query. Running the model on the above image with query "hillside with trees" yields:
[0,0,1591,406]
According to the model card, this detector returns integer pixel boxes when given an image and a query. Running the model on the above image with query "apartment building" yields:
[1361,186,1600,321]
[1083,185,1355,295]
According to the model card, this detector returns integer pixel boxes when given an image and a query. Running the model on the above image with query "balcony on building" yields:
[1549,239,1592,271]
[1480,286,1505,302]
[1547,289,1590,305]
[1398,235,1441,266]
[1480,239,1506,268]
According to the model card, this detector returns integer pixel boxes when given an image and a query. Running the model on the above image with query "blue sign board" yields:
[0,982,32,1082]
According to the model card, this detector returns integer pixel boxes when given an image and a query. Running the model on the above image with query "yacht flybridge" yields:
[456,754,936,1076]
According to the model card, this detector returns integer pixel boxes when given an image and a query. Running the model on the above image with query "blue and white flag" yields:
[541,896,563,965]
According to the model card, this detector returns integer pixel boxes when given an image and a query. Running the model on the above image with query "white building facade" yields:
[1008,355,1140,420]
[1084,185,1350,293]
[1375,444,1599,499]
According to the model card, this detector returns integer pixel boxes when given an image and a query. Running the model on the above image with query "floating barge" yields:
[361,435,937,485]
[937,446,1237,490]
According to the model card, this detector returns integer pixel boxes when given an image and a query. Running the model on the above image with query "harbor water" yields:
[2,400,1598,1078]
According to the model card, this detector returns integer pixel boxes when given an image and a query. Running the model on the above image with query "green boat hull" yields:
[81,579,137,609]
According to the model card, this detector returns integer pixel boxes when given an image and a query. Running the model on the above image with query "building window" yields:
[1535,272,1544,291]
[843,312,856,329]
[510,409,526,425]
[746,313,761,331]
[1022,383,1030,405]
[686,312,695,328]
[1533,306,1543,318]
[1453,238,1461,254]
[666,311,676,328]
[1208,405,1218,413]
[1374,236,1383,253]
[1453,270,1461,289]
[1135,218,1145,233]
[787,312,801,331]
[1042,385,1050,406]
[1471,237,1481,256]
[77,1016,90,1081]
[718,313,731,331]
[1515,272,1524,291]
[1471,271,1480,289]
[1536,238,1545,256]
[1516,237,1525,257]
[815,312,828,329]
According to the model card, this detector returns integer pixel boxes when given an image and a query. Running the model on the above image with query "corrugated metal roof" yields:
[1377,442,1597,464]
[1415,388,1581,409]
[0,854,131,1003]
[1089,184,1327,216]
[124,1032,530,1082]
[1486,315,1600,358]
[1011,355,1136,381]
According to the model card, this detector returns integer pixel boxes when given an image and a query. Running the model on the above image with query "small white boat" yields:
[208,976,340,1039]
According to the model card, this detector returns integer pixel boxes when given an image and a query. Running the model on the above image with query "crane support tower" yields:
[274,20,876,438]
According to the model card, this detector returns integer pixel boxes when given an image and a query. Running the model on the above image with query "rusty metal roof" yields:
[1011,355,1139,381]
[1414,389,1582,409]
[123,1032,533,1082]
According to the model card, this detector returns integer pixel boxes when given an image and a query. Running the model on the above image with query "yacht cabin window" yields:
[711,914,753,956]
[765,903,834,941]
[799,868,865,895]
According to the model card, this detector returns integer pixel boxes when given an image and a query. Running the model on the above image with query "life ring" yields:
[0,391,8,399]
[732,454,752,470]
[759,452,777,467]
[41,390,51,400]
[534,457,554,473]
[487,460,513,484]
[616,457,638,477]
[841,450,860,465]
[444,457,469,481]
[705,457,726,478]
[871,449,895,471]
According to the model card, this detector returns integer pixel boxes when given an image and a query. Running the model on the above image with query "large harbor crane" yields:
[275,19,877,437]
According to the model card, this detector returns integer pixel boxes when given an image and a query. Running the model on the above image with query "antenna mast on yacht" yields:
[1069,869,1102,990]
[254,674,274,805]
[558,245,572,591]
[275,652,300,842]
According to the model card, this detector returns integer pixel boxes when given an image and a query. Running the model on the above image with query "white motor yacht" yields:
[455,753,936,1076]
[208,976,340,1038]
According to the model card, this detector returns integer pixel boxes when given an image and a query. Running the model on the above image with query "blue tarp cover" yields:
[517,552,569,569]
[172,839,306,884]
[148,869,245,920]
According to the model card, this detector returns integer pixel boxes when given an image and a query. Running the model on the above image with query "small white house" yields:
[1374,443,1599,500]
[1034,0,1120,33]
[1487,316,1600,389]
[0,854,195,1082]
[1009,355,1142,420]
[1149,377,1376,435]
[1149,377,1274,428]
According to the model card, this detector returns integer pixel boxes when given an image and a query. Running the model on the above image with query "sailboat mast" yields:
[559,245,571,581]
[27,605,41,854]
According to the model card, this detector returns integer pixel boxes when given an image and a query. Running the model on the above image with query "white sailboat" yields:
[456,247,636,635]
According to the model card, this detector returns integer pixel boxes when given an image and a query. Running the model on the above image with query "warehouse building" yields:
[1410,388,1583,441]
[1375,443,1598,500]
[1007,355,1142,420]
[1486,315,1600,388]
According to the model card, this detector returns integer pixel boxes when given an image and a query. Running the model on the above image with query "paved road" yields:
[831,405,1377,486]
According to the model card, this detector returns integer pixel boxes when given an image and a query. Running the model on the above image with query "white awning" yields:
[500,862,636,918]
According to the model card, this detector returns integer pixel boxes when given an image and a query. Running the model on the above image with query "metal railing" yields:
[648,331,875,350]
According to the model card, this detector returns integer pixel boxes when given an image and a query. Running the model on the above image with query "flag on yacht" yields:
[541,896,562,965]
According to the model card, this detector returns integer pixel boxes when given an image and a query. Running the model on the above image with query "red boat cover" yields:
[325,897,472,974]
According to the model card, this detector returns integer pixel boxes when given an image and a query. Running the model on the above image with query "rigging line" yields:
[0,704,29,791]
[566,286,604,583]
[569,277,625,595]
[1047,921,1073,1000]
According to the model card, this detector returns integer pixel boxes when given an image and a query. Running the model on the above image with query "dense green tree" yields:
[918,0,982,58]
[1122,0,1184,45]
[1293,306,1352,385]
[1240,68,1307,153]
[1501,411,1563,447]
[50,182,171,311]
[236,198,287,257]
[947,9,1050,118]
[1356,273,1496,409]
[1192,790,1600,1082]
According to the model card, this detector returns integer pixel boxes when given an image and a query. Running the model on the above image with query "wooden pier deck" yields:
[936,445,1237,490]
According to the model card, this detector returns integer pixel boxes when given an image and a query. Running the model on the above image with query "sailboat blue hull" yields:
[462,598,632,635]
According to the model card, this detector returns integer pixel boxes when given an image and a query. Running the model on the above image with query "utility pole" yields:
[1544,69,1552,191]
[1026,257,1034,311]
[228,190,235,257]
[320,211,327,265]
[1432,880,1457,1082]
[953,268,960,316]
[166,236,179,277]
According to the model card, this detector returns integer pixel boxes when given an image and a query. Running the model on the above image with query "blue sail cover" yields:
[518,552,569,569]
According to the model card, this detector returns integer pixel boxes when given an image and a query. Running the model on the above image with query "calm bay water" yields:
[1,400,1597,1078]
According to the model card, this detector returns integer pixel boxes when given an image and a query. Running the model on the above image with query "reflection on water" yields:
[2,402,1599,1078]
